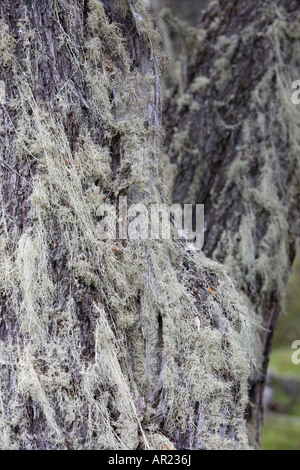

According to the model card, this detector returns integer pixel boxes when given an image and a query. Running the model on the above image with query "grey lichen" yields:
[0,0,257,450]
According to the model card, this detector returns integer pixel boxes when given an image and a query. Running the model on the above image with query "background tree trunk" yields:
[161,0,300,447]
[0,0,257,450]
[150,0,210,26]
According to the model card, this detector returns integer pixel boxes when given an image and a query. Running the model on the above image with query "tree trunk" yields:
[162,0,300,447]
[150,0,210,26]
[0,0,257,450]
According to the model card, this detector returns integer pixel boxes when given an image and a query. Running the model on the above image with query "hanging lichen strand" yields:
[163,0,300,446]
[0,0,255,450]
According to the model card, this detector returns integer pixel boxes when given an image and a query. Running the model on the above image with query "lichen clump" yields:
[0,0,256,450]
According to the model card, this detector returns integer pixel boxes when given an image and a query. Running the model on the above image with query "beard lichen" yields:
[0,0,257,450]
[161,0,300,446]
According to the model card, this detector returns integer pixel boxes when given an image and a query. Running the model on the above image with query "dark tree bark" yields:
[162,0,300,447]
[0,0,257,450]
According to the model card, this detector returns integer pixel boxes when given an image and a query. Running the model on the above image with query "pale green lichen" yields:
[161,0,300,447]
[0,21,16,68]
[0,0,257,451]
[190,76,210,93]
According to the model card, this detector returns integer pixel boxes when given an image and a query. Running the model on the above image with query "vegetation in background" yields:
[262,246,300,450]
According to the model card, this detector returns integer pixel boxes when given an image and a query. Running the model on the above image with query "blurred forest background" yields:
[150,0,300,451]
[262,243,300,450]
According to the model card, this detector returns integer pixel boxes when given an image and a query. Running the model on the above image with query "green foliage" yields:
[269,348,300,380]
[273,250,300,348]
[264,246,300,449]
[262,413,300,450]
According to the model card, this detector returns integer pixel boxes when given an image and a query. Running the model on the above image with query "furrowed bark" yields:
[163,0,300,447]
[0,0,257,450]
